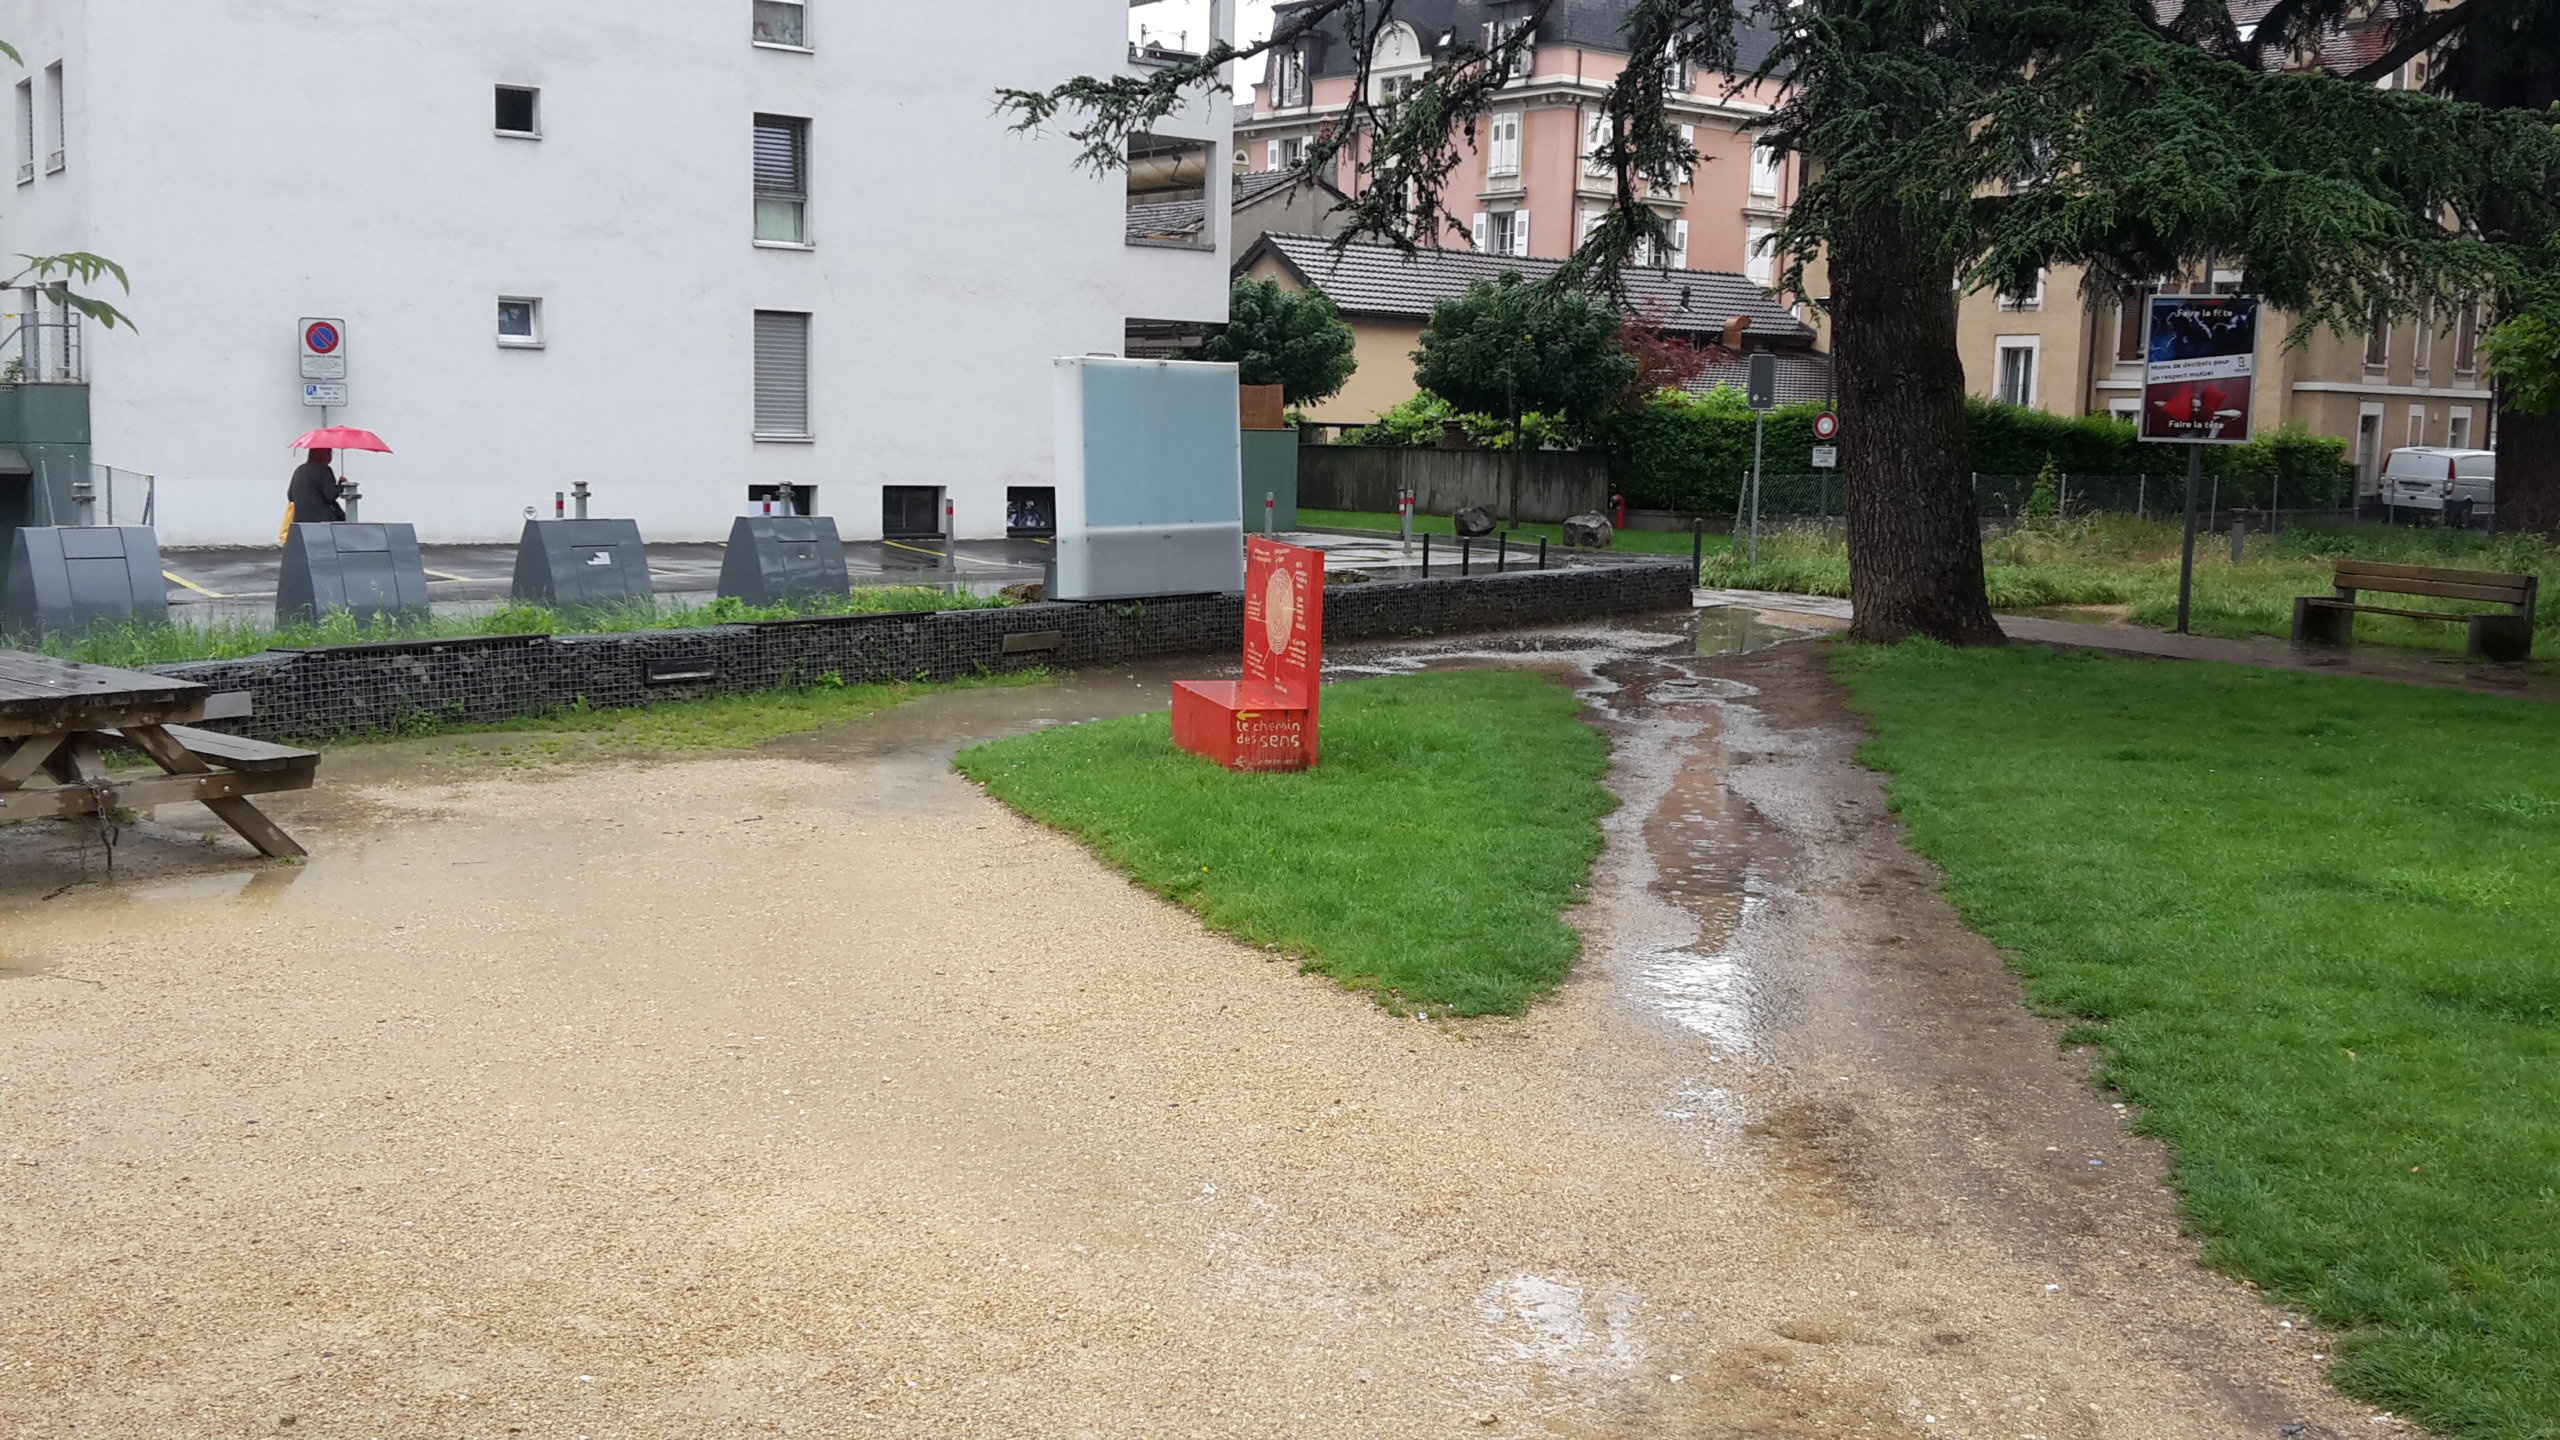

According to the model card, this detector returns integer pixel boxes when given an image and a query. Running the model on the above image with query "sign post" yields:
[299,317,347,427]
[1746,353,1778,565]
[2140,294,2257,633]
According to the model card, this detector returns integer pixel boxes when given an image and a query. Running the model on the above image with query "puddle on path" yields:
[1692,604,1803,655]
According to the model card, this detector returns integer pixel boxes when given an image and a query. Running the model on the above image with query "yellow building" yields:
[1955,264,2492,496]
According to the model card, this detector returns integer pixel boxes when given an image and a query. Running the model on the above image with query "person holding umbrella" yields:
[280,426,392,539]
[285,447,344,527]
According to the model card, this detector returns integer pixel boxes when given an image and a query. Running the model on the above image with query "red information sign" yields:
[1172,537,1325,771]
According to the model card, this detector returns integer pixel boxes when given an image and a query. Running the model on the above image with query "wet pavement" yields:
[158,538,1056,622]
[0,613,2391,1438]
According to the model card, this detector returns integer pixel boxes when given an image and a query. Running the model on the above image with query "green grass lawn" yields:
[1704,516,2560,665]
[954,669,1614,1016]
[17,586,1010,669]
[1837,641,2560,1438]
[1299,507,1731,562]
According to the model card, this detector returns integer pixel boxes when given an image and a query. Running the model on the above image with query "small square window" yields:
[495,85,540,137]
[498,297,543,346]
[753,0,808,49]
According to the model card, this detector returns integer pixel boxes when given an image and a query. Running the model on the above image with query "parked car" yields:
[2379,447,2496,527]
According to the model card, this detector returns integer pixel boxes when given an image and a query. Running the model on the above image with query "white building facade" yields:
[0,0,1234,545]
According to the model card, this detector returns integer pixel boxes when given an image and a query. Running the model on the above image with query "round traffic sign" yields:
[304,321,341,355]
[1812,410,1840,440]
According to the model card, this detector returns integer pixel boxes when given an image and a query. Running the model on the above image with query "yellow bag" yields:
[278,504,295,546]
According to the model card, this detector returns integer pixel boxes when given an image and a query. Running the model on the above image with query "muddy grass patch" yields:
[954,669,1615,1017]
[1836,641,2560,1438]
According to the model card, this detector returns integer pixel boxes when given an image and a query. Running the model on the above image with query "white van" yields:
[2380,447,2496,527]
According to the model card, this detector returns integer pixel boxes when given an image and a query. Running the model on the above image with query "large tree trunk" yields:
[2495,403,2560,540]
[1832,207,2007,645]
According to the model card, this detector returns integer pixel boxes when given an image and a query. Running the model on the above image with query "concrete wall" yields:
[0,0,1231,546]
[156,558,1697,741]
[1299,446,1610,523]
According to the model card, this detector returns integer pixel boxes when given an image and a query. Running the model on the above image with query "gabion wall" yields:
[154,558,1694,741]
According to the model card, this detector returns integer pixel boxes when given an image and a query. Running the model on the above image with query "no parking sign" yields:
[300,317,346,380]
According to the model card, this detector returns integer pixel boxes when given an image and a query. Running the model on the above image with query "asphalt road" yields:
[157,538,1053,609]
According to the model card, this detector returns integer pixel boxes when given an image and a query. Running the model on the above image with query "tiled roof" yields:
[1126,172,1332,244]
[1244,232,1816,344]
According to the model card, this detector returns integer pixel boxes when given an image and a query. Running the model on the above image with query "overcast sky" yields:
[1129,0,1278,98]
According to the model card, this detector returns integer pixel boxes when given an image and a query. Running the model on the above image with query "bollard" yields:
[572,480,592,521]
[1461,536,1472,577]
[2231,518,2248,565]
[1399,487,1414,552]
[1497,532,1509,573]
[70,476,97,527]
[341,480,362,523]
[1421,531,1431,577]
[1538,536,1548,571]
[554,491,566,521]
[1264,491,1275,537]
[1691,517,1704,579]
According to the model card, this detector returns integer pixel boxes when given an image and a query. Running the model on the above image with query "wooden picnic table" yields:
[0,650,318,859]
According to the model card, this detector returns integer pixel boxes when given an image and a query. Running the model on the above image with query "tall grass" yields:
[1702,517,2560,657]
[13,587,1012,669]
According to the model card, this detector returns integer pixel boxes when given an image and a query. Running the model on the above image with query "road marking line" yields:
[162,570,225,598]
[422,570,477,583]
[881,539,951,560]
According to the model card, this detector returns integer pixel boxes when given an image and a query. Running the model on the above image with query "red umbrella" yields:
[289,426,392,453]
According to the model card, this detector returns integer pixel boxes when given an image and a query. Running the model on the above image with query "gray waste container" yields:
[717,515,849,608]
[276,522,432,628]
[3,525,169,639]
[512,518,653,608]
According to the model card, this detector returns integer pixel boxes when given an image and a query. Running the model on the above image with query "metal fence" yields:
[1716,470,2357,529]
[89,464,156,526]
[0,287,84,384]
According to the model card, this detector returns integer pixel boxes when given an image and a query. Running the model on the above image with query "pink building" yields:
[1236,1,1798,286]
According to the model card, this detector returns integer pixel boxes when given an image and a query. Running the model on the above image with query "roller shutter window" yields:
[754,310,811,438]
[754,113,809,243]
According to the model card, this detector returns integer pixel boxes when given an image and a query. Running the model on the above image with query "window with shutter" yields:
[1749,143,1782,198]
[1489,111,1520,177]
[1472,213,1489,251]
[1512,210,1529,257]
[1675,124,1695,186]
[1745,224,1776,287]
[1672,220,1689,268]
[754,311,811,438]
[1583,111,1612,178]
[14,80,30,184]
[754,114,809,243]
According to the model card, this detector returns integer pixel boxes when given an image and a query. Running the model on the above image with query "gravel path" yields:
[0,638,2391,1438]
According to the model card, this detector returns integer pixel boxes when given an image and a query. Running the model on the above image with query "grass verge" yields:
[18,586,1012,669]
[1298,507,1732,561]
[954,669,1614,1016]
[1835,641,2560,1438]
[330,669,1054,765]
[1703,516,2560,664]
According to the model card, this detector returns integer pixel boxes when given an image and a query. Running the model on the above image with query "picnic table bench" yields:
[2292,560,2539,663]
[0,651,318,858]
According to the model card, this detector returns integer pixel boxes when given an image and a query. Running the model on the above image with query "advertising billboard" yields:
[2141,295,2258,444]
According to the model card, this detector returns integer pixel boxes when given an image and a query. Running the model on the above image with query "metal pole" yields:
[1422,531,1431,577]
[1264,491,1274,536]
[1399,487,1413,552]
[1497,531,1508,572]
[1461,536,1472,576]
[1537,536,1547,570]
[1690,516,1704,580]
[1749,410,1766,566]
[2138,473,2146,518]
[2176,445,2201,634]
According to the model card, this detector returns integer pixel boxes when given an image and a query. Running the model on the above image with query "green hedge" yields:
[1601,392,2357,514]
[1354,387,2358,516]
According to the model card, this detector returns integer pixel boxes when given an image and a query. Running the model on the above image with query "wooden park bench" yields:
[2292,560,2539,663]
[0,652,319,858]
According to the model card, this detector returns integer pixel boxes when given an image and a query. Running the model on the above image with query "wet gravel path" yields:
[0,625,2389,1438]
